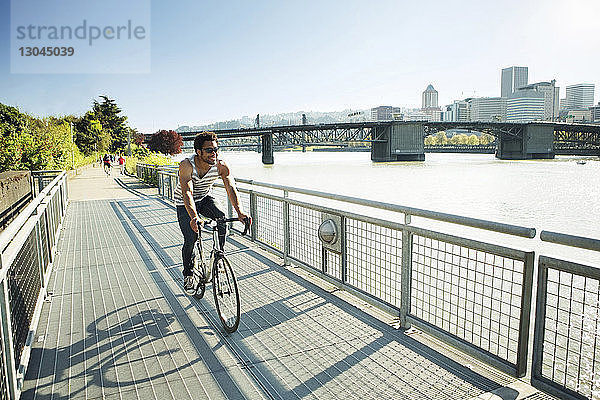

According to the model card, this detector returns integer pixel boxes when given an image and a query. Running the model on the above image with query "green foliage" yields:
[0,104,89,171]
[73,111,111,155]
[125,144,176,176]
[436,131,448,145]
[479,133,495,145]
[143,152,177,166]
[0,94,145,172]
[424,131,497,146]
[128,127,144,147]
[92,95,128,152]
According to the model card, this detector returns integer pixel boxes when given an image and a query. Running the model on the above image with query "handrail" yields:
[0,171,66,253]
[540,230,600,252]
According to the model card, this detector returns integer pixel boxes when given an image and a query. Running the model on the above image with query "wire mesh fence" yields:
[346,217,402,308]
[410,232,528,367]
[533,256,600,400]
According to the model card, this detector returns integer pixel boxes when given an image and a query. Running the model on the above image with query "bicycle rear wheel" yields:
[212,255,240,333]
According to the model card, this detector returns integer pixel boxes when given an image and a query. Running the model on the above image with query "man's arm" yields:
[179,159,201,232]
[217,160,251,223]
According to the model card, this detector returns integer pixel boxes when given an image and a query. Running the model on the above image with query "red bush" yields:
[146,130,183,155]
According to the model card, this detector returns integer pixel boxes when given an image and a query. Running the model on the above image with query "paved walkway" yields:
[21,166,551,399]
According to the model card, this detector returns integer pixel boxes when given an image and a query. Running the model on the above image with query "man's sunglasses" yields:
[202,147,219,154]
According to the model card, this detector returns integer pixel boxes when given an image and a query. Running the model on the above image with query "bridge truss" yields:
[180,122,391,149]
[177,121,600,152]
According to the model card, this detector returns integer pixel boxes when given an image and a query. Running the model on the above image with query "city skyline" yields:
[0,0,599,133]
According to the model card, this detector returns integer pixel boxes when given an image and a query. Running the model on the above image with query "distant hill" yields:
[175,109,370,133]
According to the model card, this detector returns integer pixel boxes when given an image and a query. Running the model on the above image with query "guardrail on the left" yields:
[0,170,68,400]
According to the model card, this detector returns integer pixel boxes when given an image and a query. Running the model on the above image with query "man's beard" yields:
[203,155,216,165]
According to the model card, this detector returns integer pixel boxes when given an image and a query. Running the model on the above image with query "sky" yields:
[0,0,598,133]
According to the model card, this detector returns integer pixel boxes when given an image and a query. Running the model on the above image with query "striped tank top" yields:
[174,154,219,206]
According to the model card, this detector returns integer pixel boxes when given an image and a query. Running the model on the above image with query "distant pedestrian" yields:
[118,154,125,175]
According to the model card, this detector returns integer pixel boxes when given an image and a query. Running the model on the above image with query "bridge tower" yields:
[371,122,425,162]
[496,123,554,159]
[261,133,274,164]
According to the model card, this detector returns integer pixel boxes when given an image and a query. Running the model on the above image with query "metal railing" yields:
[532,232,600,400]
[148,164,536,377]
[136,163,161,186]
[0,171,68,400]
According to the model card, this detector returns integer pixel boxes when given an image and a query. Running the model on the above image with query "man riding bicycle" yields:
[174,132,251,295]
[103,154,111,175]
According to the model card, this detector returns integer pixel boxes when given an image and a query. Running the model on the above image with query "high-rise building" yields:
[516,80,560,121]
[506,89,545,122]
[469,97,507,122]
[565,84,595,110]
[371,106,401,121]
[565,109,592,123]
[422,84,439,109]
[501,66,528,97]
[590,102,600,122]
[443,100,470,122]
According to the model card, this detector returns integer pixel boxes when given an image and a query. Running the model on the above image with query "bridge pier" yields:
[371,122,425,162]
[261,133,274,164]
[496,123,555,160]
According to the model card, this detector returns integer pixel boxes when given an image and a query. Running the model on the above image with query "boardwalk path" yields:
[21,165,542,399]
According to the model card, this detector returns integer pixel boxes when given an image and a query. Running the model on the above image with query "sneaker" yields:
[183,275,196,295]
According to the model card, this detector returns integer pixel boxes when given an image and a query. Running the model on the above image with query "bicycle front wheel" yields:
[192,241,205,299]
[212,255,240,333]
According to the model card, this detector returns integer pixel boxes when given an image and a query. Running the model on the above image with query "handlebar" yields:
[201,217,251,236]
[222,217,251,236]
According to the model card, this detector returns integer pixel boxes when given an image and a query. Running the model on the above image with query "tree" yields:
[479,133,495,145]
[467,134,479,145]
[92,95,128,152]
[73,111,110,155]
[435,131,448,145]
[128,127,145,146]
[147,130,183,155]
[0,103,77,171]
[0,104,28,171]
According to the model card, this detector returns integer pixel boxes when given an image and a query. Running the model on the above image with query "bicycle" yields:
[190,216,250,333]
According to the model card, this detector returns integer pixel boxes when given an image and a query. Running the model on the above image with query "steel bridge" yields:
[174,121,600,163]
[179,122,389,148]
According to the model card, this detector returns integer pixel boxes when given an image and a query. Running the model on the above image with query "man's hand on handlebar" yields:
[190,216,204,233]
[238,213,252,235]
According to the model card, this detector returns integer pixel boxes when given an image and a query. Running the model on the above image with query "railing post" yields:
[167,174,172,200]
[34,214,45,286]
[37,175,43,196]
[171,175,176,201]
[0,277,17,400]
[340,215,347,284]
[516,251,535,377]
[400,214,412,328]
[249,191,257,241]
[283,190,290,266]
[158,171,163,196]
